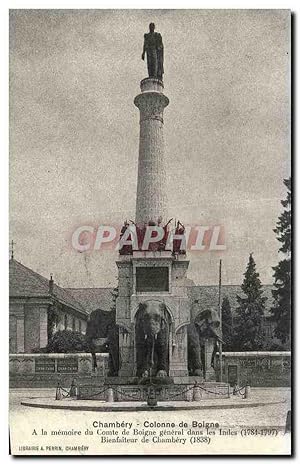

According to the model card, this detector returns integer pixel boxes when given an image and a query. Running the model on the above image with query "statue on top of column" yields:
[142,23,164,81]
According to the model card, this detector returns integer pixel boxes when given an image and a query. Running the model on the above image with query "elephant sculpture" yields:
[187,322,203,376]
[86,308,119,376]
[188,308,222,378]
[195,308,222,339]
[86,302,222,380]
[135,300,170,378]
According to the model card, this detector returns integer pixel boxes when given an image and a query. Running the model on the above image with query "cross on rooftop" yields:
[10,240,15,260]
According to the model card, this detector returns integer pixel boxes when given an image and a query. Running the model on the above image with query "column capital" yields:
[134,91,169,115]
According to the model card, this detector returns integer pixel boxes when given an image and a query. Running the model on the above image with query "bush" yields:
[45,330,90,353]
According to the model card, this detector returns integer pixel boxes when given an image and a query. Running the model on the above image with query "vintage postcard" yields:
[9,9,291,455]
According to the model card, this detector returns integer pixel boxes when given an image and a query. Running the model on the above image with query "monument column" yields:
[116,28,190,379]
[134,78,169,226]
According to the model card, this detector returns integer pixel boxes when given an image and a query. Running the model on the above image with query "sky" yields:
[9,9,290,288]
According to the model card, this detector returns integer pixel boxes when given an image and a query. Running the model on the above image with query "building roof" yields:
[9,258,274,319]
[188,284,273,318]
[66,288,115,314]
[9,259,87,316]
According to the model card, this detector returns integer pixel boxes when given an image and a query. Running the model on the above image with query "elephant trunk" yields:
[147,322,161,338]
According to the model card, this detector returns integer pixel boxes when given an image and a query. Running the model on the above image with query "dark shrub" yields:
[31,346,48,353]
[86,308,119,376]
[46,330,90,353]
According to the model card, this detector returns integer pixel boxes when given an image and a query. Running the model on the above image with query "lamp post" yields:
[218,259,223,382]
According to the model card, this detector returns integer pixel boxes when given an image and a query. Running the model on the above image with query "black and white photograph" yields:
[8,8,291,456]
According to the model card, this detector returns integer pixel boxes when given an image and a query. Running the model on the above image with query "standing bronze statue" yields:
[142,23,164,80]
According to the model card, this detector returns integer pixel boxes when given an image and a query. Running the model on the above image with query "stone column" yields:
[204,338,216,381]
[81,320,87,334]
[67,314,73,331]
[169,325,189,377]
[16,315,25,353]
[9,316,17,353]
[24,305,40,352]
[10,303,25,353]
[134,78,169,226]
[118,326,135,377]
[116,260,134,377]
[39,305,48,349]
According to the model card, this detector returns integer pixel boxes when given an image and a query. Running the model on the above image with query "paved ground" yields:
[10,387,291,427]
[9,388,292,455]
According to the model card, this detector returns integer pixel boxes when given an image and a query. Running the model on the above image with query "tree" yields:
[234,253,267,350]
[270,177,291,346]
[221,296,233,351]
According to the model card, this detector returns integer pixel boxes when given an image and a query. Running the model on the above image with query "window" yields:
[136,267,169,292]
[72,317,76,332]
[64,314,67,330]
[79,320,82,333]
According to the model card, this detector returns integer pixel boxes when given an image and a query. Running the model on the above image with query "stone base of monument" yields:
[99,376,206,385]
[204,368,217,382]
[77,379,230,402]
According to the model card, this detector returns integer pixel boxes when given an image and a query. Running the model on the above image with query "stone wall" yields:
[9,299,87,354]
[215,351,291,387]
[9,353,109,388]
[24,306,40,352]
[9,316,17,353]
